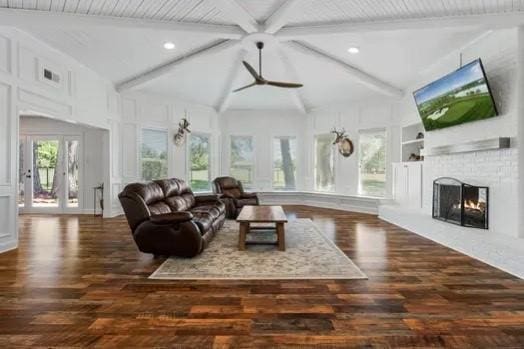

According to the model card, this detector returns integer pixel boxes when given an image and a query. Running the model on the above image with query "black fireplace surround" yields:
[432,177,489,229]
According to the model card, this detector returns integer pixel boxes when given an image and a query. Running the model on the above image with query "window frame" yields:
[140,127,169,181]
[229,134,255,188]
[186,131,212,193]
[357,127,388,197]
[313,133,336,192]
[271,135,298,191]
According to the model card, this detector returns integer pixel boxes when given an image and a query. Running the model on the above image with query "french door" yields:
[18,135,81,213]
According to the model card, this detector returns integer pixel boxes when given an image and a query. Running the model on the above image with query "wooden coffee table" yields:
[236,205,288,251]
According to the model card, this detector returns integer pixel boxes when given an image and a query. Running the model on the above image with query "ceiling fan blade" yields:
[242,61,260,80]
[233,82,257,93]
[266,81,304,88]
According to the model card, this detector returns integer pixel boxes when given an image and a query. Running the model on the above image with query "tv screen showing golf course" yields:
[413,59,498,131]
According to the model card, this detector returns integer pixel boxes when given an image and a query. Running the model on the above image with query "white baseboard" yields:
[379,204,524,279]
[0,238,17,254]
[259,191,379,215]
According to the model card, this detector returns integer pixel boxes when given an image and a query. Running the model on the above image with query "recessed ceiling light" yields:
[163,42,176,50]
[347,46,360,54]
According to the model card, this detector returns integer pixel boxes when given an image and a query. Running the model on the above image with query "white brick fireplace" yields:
[380,28,524,278]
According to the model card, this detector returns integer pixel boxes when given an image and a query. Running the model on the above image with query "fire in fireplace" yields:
[432,177,489,229]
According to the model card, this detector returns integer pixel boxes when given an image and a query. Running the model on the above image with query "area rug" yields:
[149,218,367,280]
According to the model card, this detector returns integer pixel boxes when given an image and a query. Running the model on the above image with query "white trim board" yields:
[379,204,524,279]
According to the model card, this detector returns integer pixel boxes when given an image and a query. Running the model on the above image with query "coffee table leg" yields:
[239,222,248,250]
[276,223,285,251]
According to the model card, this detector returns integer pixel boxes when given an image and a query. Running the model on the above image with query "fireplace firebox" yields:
[432,177,489,229]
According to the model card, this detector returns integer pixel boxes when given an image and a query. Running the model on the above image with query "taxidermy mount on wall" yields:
[174,118,191,146]
[331,128,354,158]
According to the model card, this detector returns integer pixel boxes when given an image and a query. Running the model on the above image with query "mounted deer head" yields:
[174,117,191,146]
[331,127,354,158]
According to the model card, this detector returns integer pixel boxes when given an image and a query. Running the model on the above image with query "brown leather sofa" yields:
[212,176,259,219]
[119,178,226,257]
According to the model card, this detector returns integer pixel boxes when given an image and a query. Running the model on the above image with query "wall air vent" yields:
[43,68,60,84]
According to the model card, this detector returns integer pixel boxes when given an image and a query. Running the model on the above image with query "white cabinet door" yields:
[392,162,423,208]
[393,163,408,205]
[407,162,423,208]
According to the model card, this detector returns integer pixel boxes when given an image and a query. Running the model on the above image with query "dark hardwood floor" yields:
[1,206,523,348]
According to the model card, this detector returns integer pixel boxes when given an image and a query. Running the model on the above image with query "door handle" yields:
[25,175,32,178]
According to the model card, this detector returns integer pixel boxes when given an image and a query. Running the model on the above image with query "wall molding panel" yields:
[0,82,12,186]
[122,122,139,179]
[18,88,72,117]
[0,34,12,75]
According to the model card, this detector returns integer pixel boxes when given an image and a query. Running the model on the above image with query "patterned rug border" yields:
[149,218,367,280]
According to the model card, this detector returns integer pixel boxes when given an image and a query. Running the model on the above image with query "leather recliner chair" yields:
[119,178,226,257]
[212,176,259,219]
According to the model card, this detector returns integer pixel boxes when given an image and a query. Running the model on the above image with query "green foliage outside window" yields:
[359,130,386,197]
[141,129,168,181]
[230,136,254,186]
[190,134,210,191]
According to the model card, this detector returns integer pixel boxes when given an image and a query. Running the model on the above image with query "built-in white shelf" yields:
[401,122,425,162]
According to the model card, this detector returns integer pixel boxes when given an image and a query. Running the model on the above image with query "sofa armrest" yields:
[195,194,220,204]
[150,212,193,225]
[241,192,258,199]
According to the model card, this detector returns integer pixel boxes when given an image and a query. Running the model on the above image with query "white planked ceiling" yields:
[27,26,217,83]
[1,0,523,111]
[285,0,524,26]
[0,0,232,24]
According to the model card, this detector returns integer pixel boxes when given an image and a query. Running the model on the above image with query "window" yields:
[359,129,386,197]
[314,134,335,192]
[230,136,254,187]
[141,129,168,181]
[189,133,211,192]
[273,137,297,190]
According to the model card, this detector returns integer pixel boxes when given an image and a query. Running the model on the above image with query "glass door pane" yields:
[66,139,79,208]
[32,139,61,208]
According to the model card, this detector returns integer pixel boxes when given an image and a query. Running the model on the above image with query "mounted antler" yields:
[174,117,191,146]
[331,127,347,145]
[331,127,354,158]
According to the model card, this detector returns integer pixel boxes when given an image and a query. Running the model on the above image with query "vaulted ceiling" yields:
[2,0,524,112]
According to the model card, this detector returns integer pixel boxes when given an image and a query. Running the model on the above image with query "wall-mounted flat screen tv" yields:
[413,59,498,131]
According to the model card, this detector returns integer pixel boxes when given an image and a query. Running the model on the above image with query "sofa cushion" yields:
[155,178,181,197]
[192,212,213,234]
[165,194,195,212]
[192,205,220,220]
[123,182,164,205]
[148,202,172,215]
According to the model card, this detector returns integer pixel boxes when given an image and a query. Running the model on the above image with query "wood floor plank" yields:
[0,206,522,348]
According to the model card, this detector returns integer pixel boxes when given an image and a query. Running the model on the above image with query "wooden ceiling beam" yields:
[212,0,260,33]
[276,46,307,114]
[264,0,301,34]
[117,40,239,92]
[0,8,244,39]
[285,41,404,98]
[216,48,249,113]
[276,12,524,40]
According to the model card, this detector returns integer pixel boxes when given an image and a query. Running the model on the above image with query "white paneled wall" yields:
[0,26,119,253]
[307,102,401,196]
[219,110,308,191]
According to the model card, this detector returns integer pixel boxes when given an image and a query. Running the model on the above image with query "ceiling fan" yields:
[233,42,304,93]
